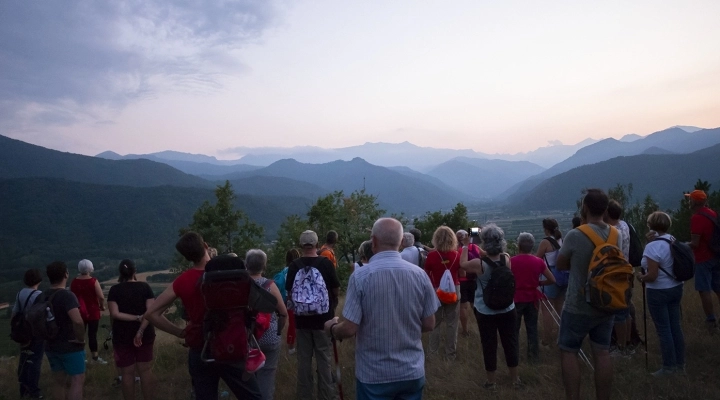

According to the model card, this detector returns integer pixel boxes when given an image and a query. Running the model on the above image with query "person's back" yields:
[511,254,547,303]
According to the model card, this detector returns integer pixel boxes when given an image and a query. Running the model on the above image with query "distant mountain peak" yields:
[672,125,704,133]
[619,133,643,142]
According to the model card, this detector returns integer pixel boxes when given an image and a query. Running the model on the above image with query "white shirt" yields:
[400,246,420,266]
[641,233,684,290]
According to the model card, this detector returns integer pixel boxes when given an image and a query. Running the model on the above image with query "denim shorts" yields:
[46,350,86,376]
[694,258,720,292]
[558,311,614,353]
[613,307,630,323]
[542,283,567,300]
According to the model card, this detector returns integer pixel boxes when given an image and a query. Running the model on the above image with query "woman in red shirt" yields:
[70,259,107,364]
[425,226,461,361]
[511,233,555,362]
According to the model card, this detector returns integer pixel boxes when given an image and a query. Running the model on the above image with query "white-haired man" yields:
[400,232,420,265]
[325,218,439,399]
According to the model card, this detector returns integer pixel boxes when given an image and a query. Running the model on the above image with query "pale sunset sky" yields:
[2,1,719,158]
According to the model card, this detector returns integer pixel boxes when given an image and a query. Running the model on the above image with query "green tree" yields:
[412,203,470,244]
[267,214,309,275]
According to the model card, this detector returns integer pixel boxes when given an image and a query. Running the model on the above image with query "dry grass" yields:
[1,285,719,399]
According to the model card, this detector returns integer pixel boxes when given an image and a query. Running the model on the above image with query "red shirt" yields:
[172,268,205,349]
[70,277,101,321]
[425,250,460,287]
[510,254,547,303]
[691,207,717,263]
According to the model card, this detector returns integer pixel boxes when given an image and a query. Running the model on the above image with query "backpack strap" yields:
[699,211,720,227]
[545,237,561,250]
[21,290,39,312]
[651,237,678,280]
[578,225,618,247]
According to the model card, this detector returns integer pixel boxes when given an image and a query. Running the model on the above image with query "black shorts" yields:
[460,280,477,304]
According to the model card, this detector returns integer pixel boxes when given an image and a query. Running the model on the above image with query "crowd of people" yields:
[10,187,720,400]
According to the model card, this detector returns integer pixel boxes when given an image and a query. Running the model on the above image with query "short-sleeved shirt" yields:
[13,288,42,315]
[343,251,440,384]
[40,288,85,354]
[559,223,621,317]
[691,207,718,263]
[254,277,280,348]
[642,234,684,290]
[424,250,460,287]
[172,268,206,349]
[474,255,515,315]
[286,256,340,330]
[108,281,156,346]
[615,220,630,261]
[511,254,547,303]
[318,246,337,268]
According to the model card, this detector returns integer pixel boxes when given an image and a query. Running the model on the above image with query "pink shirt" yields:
[510,254,547,303]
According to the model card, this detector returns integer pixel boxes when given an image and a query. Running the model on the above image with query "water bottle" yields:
[46,307,55,322]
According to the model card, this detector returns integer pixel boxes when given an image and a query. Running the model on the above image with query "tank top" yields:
[542,237,563,267]
[254,277,280,348]
[70,277,101,321]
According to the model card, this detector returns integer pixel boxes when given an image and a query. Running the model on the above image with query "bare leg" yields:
[699,291,716,317]
[67,373,85,400]
[52,371,67,400]
[137,361,155,400]
[459,303,469,334]
[120,365,136,400]
[561,350,581,400]
[592,347,612,400]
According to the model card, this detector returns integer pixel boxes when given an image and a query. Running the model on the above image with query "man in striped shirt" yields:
[325,218,440,399]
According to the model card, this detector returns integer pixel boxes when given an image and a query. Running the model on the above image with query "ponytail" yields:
[118,259,136,282]
[553,226,563,241]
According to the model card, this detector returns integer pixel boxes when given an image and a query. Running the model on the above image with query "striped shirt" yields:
[342,251,440,384]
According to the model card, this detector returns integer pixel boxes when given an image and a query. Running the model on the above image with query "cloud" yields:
[0,1,278,130]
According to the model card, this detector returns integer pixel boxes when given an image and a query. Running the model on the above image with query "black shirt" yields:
[40,288,85,354]
[286,256,340,330]
[107,282,156,346]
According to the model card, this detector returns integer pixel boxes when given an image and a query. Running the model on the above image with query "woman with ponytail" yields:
[107,260,156,400]
[536,218,566,347]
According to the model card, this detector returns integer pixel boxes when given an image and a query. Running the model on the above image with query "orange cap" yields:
[684,190,707,202]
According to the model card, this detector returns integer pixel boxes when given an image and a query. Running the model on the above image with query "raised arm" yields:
[460,245,484,274]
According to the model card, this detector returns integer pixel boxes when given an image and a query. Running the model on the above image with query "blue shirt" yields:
[342,251,440,384]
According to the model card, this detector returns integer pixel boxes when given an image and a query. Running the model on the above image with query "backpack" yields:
[627,223,643,267]
[653,237,695,282]
[415,245,428,269]
[10,290,39,346]
[199,269,277,365]
[577,225,634,312]
[544,237,569,287]
[25,290,61,340]
[699,211,720,258]
[288,257,330,316]
[481,255,515,310]
[434,252,458,304]
[273,267,288,303]
[253,279,274,339]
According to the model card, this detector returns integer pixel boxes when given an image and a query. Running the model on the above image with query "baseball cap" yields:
[299,230,318,246]
[684,190,707,202]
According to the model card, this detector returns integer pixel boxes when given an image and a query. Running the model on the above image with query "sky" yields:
[2,0,720,159]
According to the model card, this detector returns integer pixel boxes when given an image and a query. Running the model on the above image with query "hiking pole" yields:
[642,281,648,371]
[332,338,345,400]
[540,297,594,371]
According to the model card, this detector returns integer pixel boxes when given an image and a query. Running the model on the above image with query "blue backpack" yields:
[273,267,288,302]
[545,237,569,287]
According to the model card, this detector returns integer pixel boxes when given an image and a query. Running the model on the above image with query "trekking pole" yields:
[331,338,345,400]
[642,281,648,371]
[540,297,594,371]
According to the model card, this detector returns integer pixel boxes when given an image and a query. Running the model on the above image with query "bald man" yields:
[325,218,440,400]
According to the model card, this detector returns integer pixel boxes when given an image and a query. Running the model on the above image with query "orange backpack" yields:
[577,225,634,312]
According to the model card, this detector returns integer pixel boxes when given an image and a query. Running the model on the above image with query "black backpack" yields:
[699,211,720,258]
[415,245,428,269]
[25,290,60,340]
[481,256,515,310]
[653,237,695,282]
[627,223,643,267]
[10,290,39,345]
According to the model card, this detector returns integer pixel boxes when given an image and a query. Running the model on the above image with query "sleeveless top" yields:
[70,277,101,321]
[474,255,515,315]
[254,277,280,348]
[542,237,563,267]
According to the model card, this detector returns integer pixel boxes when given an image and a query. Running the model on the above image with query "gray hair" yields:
[244,249,267,274]
[78,259,94,274]
[517,232,535,254]
[480,223,506,256]
[402,232,415,248]
[358,240,374,262]
[371,218,403,248]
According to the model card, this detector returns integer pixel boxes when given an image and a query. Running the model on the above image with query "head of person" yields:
[285,248,301,266]
[685,190,708,211]
[371,218,403,253]
[358,240,374,262]
[325,230,338,246]
[176,232,208,263]
[571,216,582,229]
[542,218,562,240]
[456,230,469,246]
[245,249,267,275]
[647,211,672,234]
[516,232,535,255]
[409,228,422,243]
[581,188,609,220]
[606,199,623,223]
[480,223,506,256]
[401,232,415,249]
[78,259,93,275]
[299,230,319,253]
[207,247,218,259]
[118,259,136,283]
[24,268,42,287]
[431,226,457,252]
[46,261,68,285]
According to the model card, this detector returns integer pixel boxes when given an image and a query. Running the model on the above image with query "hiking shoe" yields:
[482,382,497,392]
[91,357,108,365]
[112,377,122,388]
